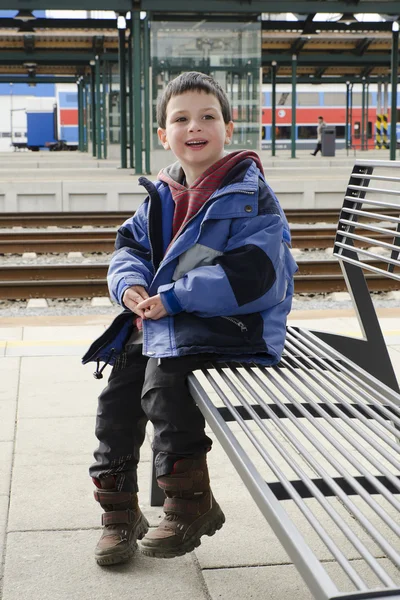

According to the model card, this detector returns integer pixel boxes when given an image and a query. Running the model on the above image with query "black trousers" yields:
[312,142,322,156]
[89,344,213,492]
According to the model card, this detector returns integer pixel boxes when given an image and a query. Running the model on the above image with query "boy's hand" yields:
[136,294,168,320]
[122,285,149,317]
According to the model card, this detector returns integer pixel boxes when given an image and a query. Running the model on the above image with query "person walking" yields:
[311,116,326,156]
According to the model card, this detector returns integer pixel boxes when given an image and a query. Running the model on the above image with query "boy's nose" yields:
[188,120,202,131]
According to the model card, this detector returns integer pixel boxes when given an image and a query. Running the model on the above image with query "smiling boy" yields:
[84,71,297,566]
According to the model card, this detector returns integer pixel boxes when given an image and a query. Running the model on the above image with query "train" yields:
[261,83,400,151]
[1,81,398,153]
[0,83,78,152]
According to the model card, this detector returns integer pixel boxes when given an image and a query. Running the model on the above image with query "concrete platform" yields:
[0,149,397,212]
[0,308,399,600]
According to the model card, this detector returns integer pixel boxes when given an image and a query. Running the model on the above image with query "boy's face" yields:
[158,90,234,178]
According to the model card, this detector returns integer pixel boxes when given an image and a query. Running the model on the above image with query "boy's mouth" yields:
[185,140,208,148]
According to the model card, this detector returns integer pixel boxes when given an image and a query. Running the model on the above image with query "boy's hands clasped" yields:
[123,285,168,320]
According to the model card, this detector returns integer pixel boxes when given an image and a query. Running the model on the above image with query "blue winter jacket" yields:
[82,158,298,371]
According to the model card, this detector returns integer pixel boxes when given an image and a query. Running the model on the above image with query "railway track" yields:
[1,260,398,300]
[0,207,398,228]
[0,225,397,253]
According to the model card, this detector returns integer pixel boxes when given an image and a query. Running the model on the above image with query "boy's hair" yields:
[318,115,324,120]
[156,71,232,129]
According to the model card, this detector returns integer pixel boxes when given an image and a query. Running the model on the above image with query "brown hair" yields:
[156,71,232,129]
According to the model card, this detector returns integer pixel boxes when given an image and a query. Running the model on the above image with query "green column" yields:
[143,13,151,174]
[95,55,102,159]
[291,54,297,159]
[361,77,366,151]
[90,63,96,157]
[390,22,399,161]
[118,17,128,169]
[102,61,108,160]
[345,81,350,152]
[84,76,89,152]
[77,78,84,152]
[128,28,134,168]
[133,9,143,174]
[271,61,277,157]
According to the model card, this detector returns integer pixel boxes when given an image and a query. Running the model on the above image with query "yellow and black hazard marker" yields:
[375,114,382,149]
[382,114,389,149]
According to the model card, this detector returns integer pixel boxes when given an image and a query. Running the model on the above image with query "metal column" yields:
[128,28,134,169]
[84,76,89,152]
[118,16,128,169]
[345,81,350,153]
[291,54,297,159]
[77,78,84,152]
[102,61,108,160]
[133,9,143,174]
[366,80,369,150]
[383,80,389,149]
[95,55,102,159]
[90,63,96,157]
[390,21,399,161]
[271,61,277,157]
[361,77,366,151]
[143,13,151,174]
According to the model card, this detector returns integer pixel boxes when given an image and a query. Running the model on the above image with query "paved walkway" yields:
[0,308,400,600]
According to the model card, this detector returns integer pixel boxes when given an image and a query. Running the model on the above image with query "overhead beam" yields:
[0,18,118,29]
[0,51,118,65]
[262,20,395,33]
[0,75,76,83]
[262,76,389,84]
[0,1,399,14]
[354,38,374,55]
[262,53,393,67]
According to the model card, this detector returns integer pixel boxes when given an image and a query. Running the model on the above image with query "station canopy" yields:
[0,0,399,82]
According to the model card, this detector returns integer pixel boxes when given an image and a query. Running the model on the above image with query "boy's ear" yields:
[157,127,170,150]
[225,121,234,145]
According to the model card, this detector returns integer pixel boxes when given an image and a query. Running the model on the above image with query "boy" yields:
[83,71,297,566]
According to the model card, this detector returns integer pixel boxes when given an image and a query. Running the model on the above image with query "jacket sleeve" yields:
[107,201,154,305]
[158,213,293,318]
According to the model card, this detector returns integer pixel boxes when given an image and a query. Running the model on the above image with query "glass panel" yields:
[151,20,261,150]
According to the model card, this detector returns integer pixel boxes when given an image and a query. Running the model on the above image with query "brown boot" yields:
[140,456,225,558]
[93,477,149,566]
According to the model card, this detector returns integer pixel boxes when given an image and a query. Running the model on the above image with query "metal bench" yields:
[151,159,400,600]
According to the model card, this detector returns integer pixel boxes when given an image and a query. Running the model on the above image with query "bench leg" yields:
[149,450,165,507]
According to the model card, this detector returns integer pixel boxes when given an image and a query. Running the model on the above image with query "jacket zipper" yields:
[221,316,248,333]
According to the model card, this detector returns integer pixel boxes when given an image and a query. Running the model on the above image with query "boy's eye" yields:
[176,117,186,122]
[203,115,214,120]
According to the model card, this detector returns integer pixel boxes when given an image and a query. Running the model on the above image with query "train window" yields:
[354,122,360,139]
[367,122,373,139]
[336,126,345,138]
[352,92,373,106]
[297,92,319,106]
[298,126,316,139]
[323,92,346,106]
[275,126,291,139]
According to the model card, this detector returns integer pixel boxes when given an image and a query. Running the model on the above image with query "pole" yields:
[383,80,389,149]
[143,13,151,174]
[345,81,350,153]
[291,54,297,159]
[271,61,276,157]
[102,60,108,160]
[77,78,84,152]
[366,80,369,150]
[84,76,89,152]
[349,83,353,151]
[361,77,366,151]
[90,63,96,157]
[128,27,134,168]
[133,9,143,174]
[118,15,128,169]
[390,21,399,161]
[376,79,382,150]
[95,55,102,159]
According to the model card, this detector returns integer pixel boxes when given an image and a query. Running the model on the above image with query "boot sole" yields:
[140,507,225,559]
[95,514,150,566]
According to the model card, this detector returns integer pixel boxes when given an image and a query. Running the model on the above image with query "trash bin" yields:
[321,126,336,157]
